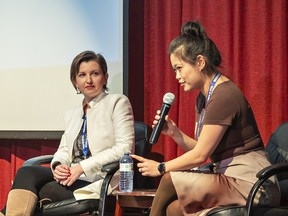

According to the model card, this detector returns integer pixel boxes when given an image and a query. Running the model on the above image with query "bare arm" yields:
[165,124,228,171]
[169,122,197,151]
[133,124,227,176]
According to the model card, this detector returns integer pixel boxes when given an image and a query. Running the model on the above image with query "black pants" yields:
[11,166,90,202]
[1,166,90,215]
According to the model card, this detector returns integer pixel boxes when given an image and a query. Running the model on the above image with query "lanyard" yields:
[196,72,221,139]
[82,114,88,159]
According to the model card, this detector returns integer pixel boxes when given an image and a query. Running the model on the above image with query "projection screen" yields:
[0,0,124,133]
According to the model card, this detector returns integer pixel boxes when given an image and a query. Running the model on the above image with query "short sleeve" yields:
[203,82,241,126]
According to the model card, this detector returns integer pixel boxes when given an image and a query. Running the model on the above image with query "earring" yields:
[76,88,81,94]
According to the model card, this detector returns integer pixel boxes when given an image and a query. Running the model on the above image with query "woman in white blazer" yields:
[1,51,134,215]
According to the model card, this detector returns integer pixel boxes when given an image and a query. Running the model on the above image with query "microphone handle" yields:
[149,103,171,144]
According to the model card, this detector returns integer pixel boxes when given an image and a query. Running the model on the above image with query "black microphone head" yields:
[163,92,175,105]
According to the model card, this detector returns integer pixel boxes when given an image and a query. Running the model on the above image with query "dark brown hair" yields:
[169,21,221,73]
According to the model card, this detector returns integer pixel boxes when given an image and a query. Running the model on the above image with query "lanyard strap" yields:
[82,114,88,158]
[196,72,221,139]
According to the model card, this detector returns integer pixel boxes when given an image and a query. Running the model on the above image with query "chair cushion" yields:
[40,198,99,216]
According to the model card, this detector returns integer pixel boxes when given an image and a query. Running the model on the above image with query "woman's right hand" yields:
[52,164,71,183]
[153,110,178,137]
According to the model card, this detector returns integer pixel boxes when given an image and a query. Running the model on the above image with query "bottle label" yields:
[120,163,133,172]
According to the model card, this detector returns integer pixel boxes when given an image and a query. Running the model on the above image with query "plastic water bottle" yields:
[119,152,134,192]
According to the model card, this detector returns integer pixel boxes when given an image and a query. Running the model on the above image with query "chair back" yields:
[134,121,152,157]
[133,121,153,189]
[266,122,288,204]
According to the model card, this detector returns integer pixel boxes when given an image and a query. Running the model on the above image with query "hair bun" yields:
[181,21,207,41]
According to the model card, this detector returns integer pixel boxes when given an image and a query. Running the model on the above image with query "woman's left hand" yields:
[131,154,162,177]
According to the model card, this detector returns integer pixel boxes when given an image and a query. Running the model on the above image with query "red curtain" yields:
[143,0,288,161]
[0,140,58,209]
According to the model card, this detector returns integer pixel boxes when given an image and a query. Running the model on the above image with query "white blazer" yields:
[51,91,134,200]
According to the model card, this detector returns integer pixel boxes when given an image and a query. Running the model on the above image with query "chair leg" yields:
[114,201,123,216]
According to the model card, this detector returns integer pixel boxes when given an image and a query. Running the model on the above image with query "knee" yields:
[15,166,35,178]
[159,172,173,188]
[166,200,183,216]
[13,166,41,187]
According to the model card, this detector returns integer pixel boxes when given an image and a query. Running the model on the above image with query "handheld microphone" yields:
[149,92,175,144]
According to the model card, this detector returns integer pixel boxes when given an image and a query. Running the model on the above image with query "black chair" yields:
[22,121,153,216]
[206,122,288,216]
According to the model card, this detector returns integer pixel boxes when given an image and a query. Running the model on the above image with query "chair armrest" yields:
[22,155,54,166]
[101,161,119,173]
[98,161,119,216]
[256,162,288,179]
[246,162,288,216]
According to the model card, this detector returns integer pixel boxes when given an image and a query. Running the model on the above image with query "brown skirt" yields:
[170,150,280,216]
